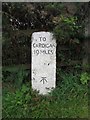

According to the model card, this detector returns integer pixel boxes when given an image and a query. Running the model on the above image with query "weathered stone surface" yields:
[31,32,56,95]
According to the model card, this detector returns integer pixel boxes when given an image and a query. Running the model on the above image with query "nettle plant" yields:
[80,72,90,85]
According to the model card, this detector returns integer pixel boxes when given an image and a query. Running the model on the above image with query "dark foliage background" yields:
[2,3,89,67]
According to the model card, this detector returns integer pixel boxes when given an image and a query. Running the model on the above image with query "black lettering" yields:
[33,43,36,48]
[43,37,46,41]
[36,50,39,55]
[39,37,46,42]
[51,50,53,54]
[39,37,42,41]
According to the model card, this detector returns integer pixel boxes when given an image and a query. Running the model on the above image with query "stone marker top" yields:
[32,31,55,42]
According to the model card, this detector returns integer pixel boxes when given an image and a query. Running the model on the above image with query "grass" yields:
[2,64,29,72]
[31,72,88,118]
[2,67,89,118]
[31,96,88,118]
[3,84,88,118]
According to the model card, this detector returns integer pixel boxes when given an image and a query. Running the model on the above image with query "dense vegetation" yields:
[2,68,88,118]
[2,2,89,66]
[2,2,90,118]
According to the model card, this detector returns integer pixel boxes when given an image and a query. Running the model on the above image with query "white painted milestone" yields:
[31,32,56,95]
